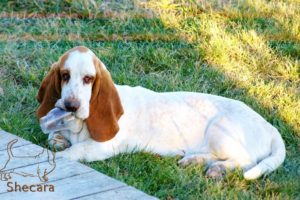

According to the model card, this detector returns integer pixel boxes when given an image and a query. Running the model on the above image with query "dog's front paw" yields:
[48,133,71,151]
[55,150,77,161]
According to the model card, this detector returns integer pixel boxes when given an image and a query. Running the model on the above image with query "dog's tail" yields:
[243,128,285,180]
[7,139,18,158]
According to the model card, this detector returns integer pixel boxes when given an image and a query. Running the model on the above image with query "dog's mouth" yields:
[54,99,89,120]
[72,108,89,121]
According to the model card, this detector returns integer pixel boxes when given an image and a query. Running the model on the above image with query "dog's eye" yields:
[62,73,70,82]
[83,76,93,84]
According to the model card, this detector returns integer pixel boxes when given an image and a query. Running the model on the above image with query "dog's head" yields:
[36,46,123,142]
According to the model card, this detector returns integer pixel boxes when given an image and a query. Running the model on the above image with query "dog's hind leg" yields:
[178,153,215,167]
[206,160,236,179]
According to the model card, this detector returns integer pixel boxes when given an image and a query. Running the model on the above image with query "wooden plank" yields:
[0,144,51,172]
[72,186,158,200]
[0,131,156,200]
[0,171,126,200]
[0,157,93,193]
[0,130,31,151]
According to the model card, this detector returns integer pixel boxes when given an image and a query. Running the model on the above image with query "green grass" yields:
[0,0,299,199]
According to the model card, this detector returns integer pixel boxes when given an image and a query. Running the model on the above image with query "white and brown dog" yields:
[36,46,285,180]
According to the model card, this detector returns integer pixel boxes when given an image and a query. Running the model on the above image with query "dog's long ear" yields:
[36,63,61,119]
[86,57,124,142]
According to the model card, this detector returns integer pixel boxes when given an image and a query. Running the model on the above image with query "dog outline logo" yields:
[0,139,56,182]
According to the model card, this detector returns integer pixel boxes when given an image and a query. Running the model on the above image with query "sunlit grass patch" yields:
[143,0,300,137]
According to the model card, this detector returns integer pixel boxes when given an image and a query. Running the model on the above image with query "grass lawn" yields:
[0,0,299,199]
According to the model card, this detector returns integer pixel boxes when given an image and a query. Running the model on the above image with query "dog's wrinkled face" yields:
[56,49,96,119]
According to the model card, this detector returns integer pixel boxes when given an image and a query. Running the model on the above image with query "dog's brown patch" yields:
[85,56,124,142]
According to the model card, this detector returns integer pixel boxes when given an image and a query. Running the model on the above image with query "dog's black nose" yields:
[64,99,80,112]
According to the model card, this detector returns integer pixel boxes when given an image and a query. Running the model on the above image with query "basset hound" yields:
[36,46,285,180]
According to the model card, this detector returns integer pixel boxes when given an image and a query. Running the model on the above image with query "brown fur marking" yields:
[86,56,124,142]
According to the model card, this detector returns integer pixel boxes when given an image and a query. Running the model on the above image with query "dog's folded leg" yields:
[48,132,71,151]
